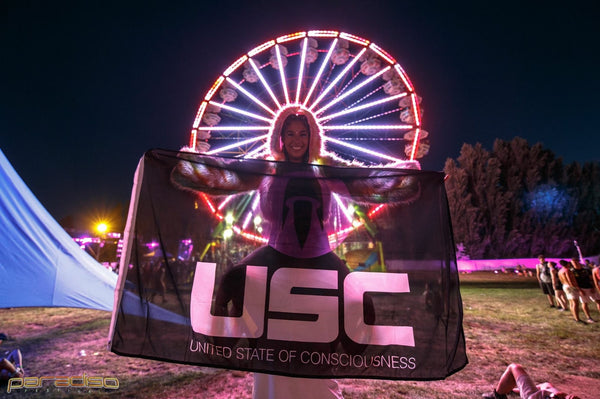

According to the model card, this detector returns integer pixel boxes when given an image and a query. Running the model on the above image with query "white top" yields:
[253,374,344,399]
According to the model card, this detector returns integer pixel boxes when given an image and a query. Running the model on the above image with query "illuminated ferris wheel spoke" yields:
[308,47,367,112]
[205,134,269,155]
[197,126,270,132]
[302,38,338,107]
[248,58,282,108]
[242,143,268,158]
[200,192,220,217]
[217,195,235,211]
[208,101,272,123]
[240,192,261,229]
[323,136,404,163]
[332,193,356,224]
[318,92,408,123]
[295,38,309,104]
[345,85,384,111]
[324,124,413,131]
[242,209,254,229]
[343,108,403,127]
[274,45,291,104]
[335,70,362,102]
[225,77,276,116]
[314,66,391,116]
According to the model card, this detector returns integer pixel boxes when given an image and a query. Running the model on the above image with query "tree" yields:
[444,137,600,259]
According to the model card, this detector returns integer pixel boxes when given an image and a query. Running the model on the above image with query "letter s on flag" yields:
[268,268,339,343]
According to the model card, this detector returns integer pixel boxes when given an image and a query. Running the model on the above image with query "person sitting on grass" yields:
[482,363,580,399]
[0,333,24,381]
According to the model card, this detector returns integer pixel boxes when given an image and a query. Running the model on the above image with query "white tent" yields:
[0,149,117,311]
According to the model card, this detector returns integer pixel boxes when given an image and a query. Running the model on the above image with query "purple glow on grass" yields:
[457,256,600,272]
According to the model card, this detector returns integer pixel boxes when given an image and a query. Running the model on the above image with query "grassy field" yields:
[1,272,599,398]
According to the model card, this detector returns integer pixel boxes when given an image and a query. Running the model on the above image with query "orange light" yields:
[96,222,108,234]
[204,76,225,101]
[276,31,306,43]
[189,129,197,148]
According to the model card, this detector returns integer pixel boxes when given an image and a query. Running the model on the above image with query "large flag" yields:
[109,149,467,380]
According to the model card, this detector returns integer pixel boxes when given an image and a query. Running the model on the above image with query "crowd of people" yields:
[535,255,600,324]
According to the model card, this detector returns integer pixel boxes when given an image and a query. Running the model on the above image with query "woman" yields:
[174,107,418,398]
[215,109,347,398]
[258,109,346,398]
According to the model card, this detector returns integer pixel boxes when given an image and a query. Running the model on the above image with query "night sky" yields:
[1,1,598,225]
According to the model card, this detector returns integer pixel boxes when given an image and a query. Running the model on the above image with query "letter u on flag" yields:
[109,149,467,380]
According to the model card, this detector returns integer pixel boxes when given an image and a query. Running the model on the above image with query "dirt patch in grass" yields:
[1,272,599,398]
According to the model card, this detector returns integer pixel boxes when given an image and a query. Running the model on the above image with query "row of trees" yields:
[444,137,600,259]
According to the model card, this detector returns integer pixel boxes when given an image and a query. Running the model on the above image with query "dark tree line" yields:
[443,137,600,259]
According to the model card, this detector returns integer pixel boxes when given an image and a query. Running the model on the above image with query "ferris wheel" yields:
[186,30,428,248]
[188,30,429,165]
